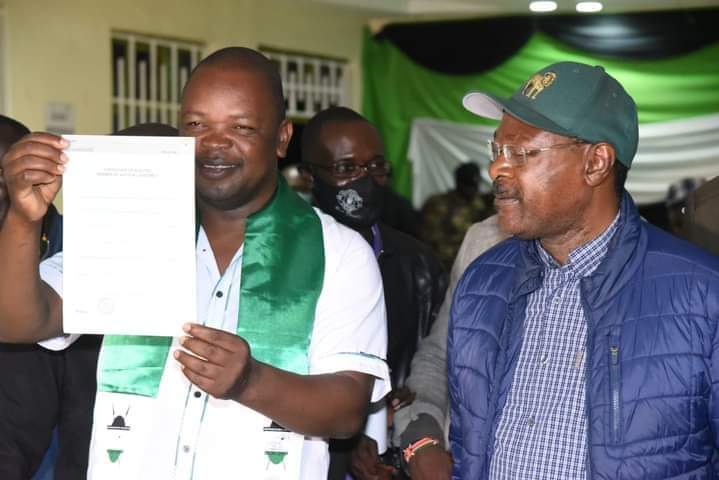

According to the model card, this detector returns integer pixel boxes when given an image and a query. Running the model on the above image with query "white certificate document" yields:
[62,135,196,336]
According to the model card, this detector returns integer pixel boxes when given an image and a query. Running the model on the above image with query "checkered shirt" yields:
[489,212,620,480]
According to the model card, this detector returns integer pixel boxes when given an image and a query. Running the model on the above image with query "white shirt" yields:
[39,210,390,479]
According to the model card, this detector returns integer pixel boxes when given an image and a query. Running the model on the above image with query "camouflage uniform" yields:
[420,191,492,270]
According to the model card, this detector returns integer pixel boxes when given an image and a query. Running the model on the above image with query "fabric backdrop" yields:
[363,24,719,201]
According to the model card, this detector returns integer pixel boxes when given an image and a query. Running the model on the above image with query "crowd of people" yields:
[0,47,717,480]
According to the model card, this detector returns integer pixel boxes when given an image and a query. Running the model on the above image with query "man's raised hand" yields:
[1,133,68,223]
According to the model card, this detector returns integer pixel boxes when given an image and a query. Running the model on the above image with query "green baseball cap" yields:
[463,61,638,168]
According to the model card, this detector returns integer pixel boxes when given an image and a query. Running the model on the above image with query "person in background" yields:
[375,170,421,240]
[683,174,719,256]
[420,162,492,270]
[0,115,62,244]
[300,106,447,480]
[392,214,508,480]
[664,177,705,239]
[0,114,70,480]
[449,61,719,479]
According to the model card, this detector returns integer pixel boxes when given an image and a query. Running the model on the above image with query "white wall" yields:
[2,0,370,133]
[0,0,371,210]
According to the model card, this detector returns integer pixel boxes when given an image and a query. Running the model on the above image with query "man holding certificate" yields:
[0,47,390,479]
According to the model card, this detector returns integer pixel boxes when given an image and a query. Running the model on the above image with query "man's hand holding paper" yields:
[174,322,256,400]
[1,133,67,224]
[60,134,197,337]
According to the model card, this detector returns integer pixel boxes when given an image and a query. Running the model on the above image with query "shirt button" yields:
[553,297,561,304]
[528,416,536,427]
[194,391,202,398]
[539,353,549,365]
[216,291,224,298]
[182,445,191,453]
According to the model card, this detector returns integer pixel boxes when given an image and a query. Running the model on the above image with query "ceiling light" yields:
[576,1,603,12]
[529,1,558,12]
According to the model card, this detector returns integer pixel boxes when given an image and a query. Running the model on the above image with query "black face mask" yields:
[313,175,384,228]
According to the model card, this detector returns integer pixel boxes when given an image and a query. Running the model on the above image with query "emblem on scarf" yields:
[106,405,131,463]
[264,424,291,474]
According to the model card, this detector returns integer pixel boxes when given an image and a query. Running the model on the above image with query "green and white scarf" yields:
[97,176,324,397]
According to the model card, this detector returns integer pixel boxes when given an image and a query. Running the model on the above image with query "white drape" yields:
[408,114,719,208]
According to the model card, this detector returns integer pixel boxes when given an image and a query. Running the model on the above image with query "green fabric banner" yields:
[363,30,719,198]
[98,176,325,398]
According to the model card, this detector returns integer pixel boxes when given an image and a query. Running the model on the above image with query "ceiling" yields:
[313,0,719,17]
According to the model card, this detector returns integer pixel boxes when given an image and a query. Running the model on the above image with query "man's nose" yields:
[202,129,232,150]
[489,155,513,181]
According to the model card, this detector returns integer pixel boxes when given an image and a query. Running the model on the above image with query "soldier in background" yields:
[420,162,492,270]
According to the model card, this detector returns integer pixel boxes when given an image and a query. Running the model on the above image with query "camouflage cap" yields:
[463,61,638,168]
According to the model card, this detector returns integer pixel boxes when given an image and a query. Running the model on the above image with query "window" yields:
[111,32,203,131]
[260,47,348,120]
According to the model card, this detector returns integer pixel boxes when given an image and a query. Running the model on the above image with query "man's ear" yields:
[585,142,615,188]
[276,119,293,158]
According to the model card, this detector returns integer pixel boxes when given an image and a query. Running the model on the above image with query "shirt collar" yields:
[535,210,621,278]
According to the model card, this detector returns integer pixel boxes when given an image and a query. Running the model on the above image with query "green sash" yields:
[97,177,324,397]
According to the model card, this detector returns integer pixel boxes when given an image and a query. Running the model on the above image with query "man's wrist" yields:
[401,437,443,476]
[403,437,440,463]
[231,356,261,403]
[400,413,445,449]
[4,207,43,233]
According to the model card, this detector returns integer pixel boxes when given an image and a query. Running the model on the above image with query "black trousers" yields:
[0,335,101,479]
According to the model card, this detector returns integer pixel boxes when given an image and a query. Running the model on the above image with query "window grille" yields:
[111,32,203,131]
[260,47,347,120]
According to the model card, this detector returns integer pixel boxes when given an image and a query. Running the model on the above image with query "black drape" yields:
[374,8,719,75]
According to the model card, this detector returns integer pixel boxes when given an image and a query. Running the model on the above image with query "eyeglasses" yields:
[487,140,585,167]
[306,159,391,180]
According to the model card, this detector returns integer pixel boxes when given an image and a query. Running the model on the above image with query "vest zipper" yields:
[609,344,621,443]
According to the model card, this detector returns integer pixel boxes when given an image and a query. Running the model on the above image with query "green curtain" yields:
[362,29,719,198]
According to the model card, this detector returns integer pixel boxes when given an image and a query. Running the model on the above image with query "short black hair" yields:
[0,115,30,146]
[185,47,286,123]
[455,162,480,188]
[301,106,367,164]
[614,161,628,199]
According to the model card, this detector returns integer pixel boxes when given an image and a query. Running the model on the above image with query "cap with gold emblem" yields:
[462,61,639,168]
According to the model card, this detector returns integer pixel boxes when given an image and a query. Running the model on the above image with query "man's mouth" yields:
[494,197,519,208]
[492,182,520,205]
[197,153,241,173]
[197,162,239,179]
[200,164,235,170]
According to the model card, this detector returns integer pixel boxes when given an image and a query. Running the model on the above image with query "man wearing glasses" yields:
[300,106,447,480]
[447,61,719,479]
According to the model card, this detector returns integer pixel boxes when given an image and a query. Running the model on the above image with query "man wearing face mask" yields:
[301,107,448,480]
